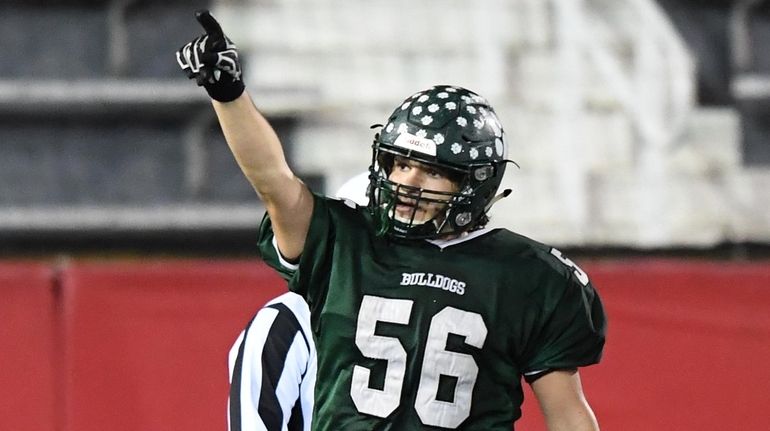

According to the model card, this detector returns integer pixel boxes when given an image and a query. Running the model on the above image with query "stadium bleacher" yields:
[1,0,768,250]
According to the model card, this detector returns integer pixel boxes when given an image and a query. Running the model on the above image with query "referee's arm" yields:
[228,293,314,431]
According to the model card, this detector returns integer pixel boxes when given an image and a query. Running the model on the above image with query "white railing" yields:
[542,0,695,245]
[580,0,695,151]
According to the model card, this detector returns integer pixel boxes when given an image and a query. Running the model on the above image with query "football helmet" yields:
[368,85,511,239]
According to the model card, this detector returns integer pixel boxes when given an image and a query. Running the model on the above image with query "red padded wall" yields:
[59,260,285,431]
[0,263,58,431]
[517,260,770,431]
[2,258,769,431]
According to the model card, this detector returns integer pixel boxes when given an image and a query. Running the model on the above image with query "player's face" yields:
[387,156,459,224]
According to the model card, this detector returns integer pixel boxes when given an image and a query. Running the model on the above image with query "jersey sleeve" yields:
[519,273,606,376]
[256,193,338,305]
[256,213,300,282]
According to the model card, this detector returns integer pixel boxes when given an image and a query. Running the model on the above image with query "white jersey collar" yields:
[425,227,495,250]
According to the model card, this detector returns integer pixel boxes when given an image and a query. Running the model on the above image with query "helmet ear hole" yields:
[455,212,472,227]
[474,166,494,181]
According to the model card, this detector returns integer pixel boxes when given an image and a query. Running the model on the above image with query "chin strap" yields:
[484,188,512,212]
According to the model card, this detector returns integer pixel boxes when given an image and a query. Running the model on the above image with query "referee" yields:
[228,291,315,431]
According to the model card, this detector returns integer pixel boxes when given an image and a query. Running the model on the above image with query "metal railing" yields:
[580,0,696,151]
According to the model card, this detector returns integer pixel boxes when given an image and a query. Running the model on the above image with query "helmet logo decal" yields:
[495,138,504,157]
[469,148,479,159]
[490,121,502,137]
[451,143,462,154]
[394,132,437,156]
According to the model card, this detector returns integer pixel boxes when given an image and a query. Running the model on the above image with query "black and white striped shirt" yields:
[228,292,316,431]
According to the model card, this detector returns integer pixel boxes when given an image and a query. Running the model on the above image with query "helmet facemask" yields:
[369,150,469,239]
[369,146,506,240]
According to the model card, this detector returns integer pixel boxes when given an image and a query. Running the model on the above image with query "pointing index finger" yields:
[195,9,223,36]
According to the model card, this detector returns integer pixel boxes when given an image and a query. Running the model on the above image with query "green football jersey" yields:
[257,194,606,430]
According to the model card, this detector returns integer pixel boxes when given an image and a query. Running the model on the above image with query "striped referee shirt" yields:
[228,292,316,431]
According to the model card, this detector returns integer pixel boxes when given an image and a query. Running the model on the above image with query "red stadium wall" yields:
[518,260,770,431]
[0,263,58,431]
[58,261,286,431]
[0,259,769,431]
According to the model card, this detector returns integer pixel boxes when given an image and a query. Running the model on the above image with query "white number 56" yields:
[350,295,487,428]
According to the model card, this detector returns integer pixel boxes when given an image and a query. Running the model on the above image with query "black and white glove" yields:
[176,9,244,102]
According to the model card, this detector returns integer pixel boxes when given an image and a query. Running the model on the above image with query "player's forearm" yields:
[533,370,600,431]
[541,394,599,431]
[176,11,295,201]
[543,405,599,431]
[176,10,312,259]
[211,92,298,201]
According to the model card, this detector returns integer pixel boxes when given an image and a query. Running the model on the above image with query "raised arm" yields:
[176,10,312,260]
[211,94,313,260]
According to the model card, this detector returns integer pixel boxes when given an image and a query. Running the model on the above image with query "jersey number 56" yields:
[350,295,487,428]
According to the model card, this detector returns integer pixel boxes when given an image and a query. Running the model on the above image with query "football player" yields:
[178,10,606,430]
